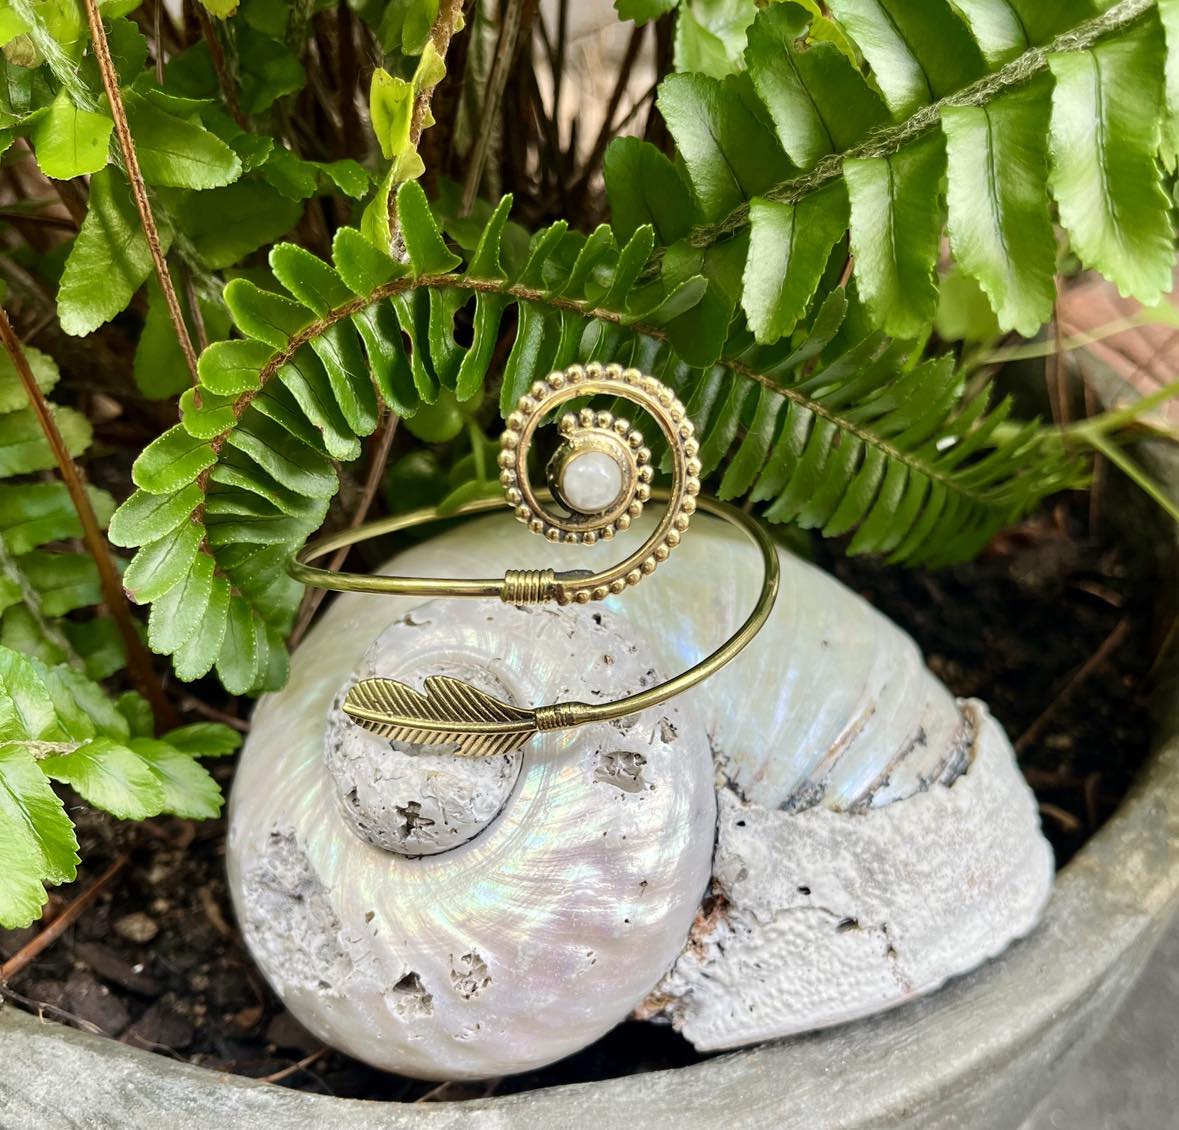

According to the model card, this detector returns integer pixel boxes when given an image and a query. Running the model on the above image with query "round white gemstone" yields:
[561,449,624,513]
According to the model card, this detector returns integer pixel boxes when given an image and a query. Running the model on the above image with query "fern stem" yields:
[460,0,529,216]
[287,411,401,648]
[1083,431,1179,521]
[678,0,1158,252]
[0,307,176,731]
[194,2,248,131]
[81,0,200,387]
[214,275,1032,511]
[1067,378,1179,439]
[972,308,1179,369]
[0,534,81,667]
[390,0,467,240]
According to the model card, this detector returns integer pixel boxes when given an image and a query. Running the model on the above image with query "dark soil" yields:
[0,497,1167,1101]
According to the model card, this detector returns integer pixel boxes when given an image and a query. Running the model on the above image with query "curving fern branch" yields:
[628,0,1178,341]
[110,181,1085,695]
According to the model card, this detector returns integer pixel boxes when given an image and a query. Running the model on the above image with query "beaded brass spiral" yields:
[499,362,701,605]
[289,366,778,758]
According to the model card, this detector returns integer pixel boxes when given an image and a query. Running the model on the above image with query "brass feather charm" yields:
[342,675,538,757]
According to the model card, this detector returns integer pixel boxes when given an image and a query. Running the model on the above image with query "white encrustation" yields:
[560,448,626,513]
[229,512,1054,1081]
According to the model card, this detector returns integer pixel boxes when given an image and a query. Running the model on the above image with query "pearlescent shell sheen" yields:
[230,510,1051,1079]
[228,596,715,1081]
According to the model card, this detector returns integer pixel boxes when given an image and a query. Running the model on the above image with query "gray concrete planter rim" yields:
[2,531,1177,1130]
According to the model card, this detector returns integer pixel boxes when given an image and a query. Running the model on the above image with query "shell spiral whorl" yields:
[498,362,702,606]
[229,595,717,1081]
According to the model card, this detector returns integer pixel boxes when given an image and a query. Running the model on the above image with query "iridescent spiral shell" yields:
[230,515,1052,1080]
[228,593,715,1081]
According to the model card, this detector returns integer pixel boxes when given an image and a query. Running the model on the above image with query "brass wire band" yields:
[288,491,780,730]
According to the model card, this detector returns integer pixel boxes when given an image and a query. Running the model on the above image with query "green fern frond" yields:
[0,340,245,928]
[111,181,1085,694]
[0,344,122,678]
[0,643,241,928]
[624,0,1177,342]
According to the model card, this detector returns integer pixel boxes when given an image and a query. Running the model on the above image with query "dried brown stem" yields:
[551,0,568,129]
[0,208,75,231]
[288,412,400,648]
[82,0,200,387]
[335,1,362,158]
[181,265,209,352]
[0,307,175,730]
[1015,618,1131,754]
[1037,801,1083,833]
[0,852,132,983]
[152,0,164,83]
[47,177,88,230]
[570,22,646,198]
[195,2,247,129]
[461,0,527,215]
[261,1047,329,1085]
[178,693,250,732]
[1048,289,1070,427]
[645,13,674,153]
[0,982,105,1034]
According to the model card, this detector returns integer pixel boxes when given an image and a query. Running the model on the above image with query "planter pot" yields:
[1,483,1176,1130]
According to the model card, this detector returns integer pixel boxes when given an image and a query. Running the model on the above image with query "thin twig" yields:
[0,852,132,983]
[261,1047,329,1085]
[336,1,362,158]
[153,0,164,83]
[1083,376,1104,536]
[1037,802,1083,833]
[50,178,88,229]
[611,77,659,135]
[0,983,106,1035]
[82,0,199,386]
[179,693,250,732]
[415,1075,503,1102]
[181,264,209,352]
[0,208,75,230]
[198,884,233,938]
[460,0,526,215]
[288,413,400,648]
[0,307,175,729]
[552,0,568,128]
[18,139,87,229]
[1048,288,1070,427]
[1015,618,1131,754]
[195,2,247,129]
[570,22,646,198]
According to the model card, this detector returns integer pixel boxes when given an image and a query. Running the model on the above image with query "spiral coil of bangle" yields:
[288,363,779,757]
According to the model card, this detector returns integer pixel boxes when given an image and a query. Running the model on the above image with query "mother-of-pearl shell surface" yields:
[230,510,1053,1079]
[228,596,715,1081]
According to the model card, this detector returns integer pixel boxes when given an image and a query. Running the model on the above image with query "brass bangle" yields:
[287,364,780,756]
